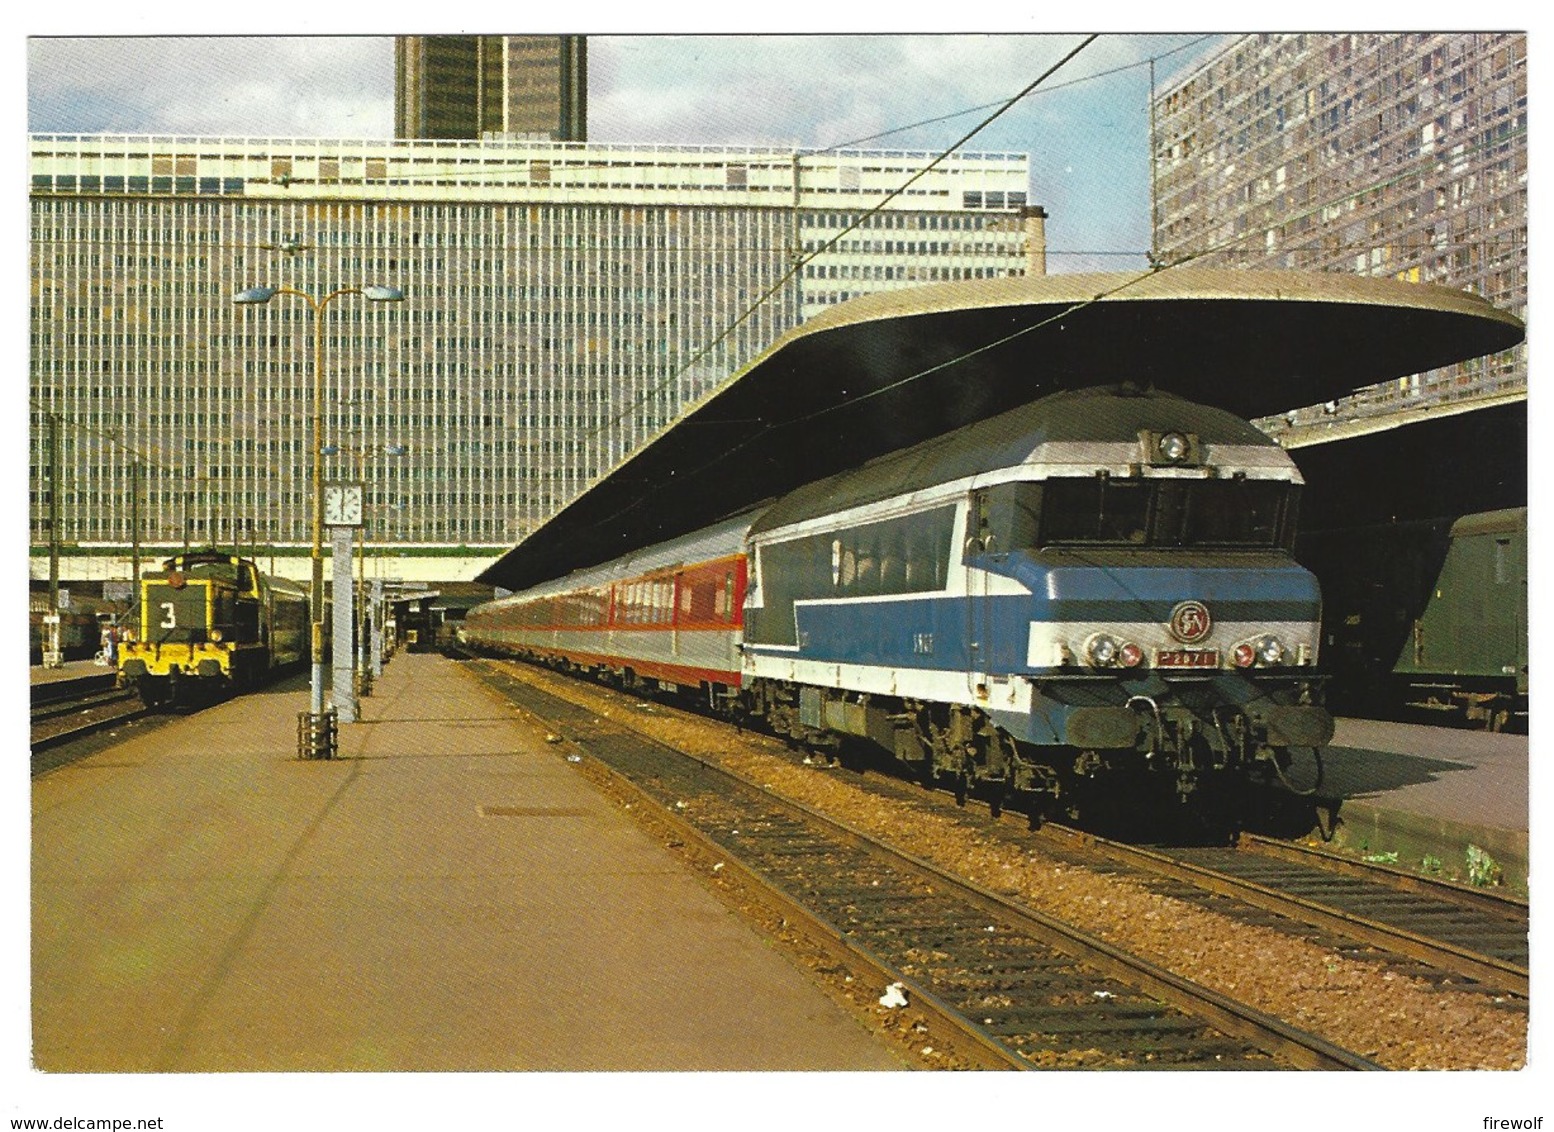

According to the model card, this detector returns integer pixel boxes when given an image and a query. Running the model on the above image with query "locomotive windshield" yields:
[980,476,1298,552]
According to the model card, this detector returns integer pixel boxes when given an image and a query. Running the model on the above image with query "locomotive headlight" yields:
[1087,634,1119,667]
[209,628,223,643]
[1232,643,1257,668]
[1157,432,1191,464]
[1118,641,1144,668]
[1256,635,1286,666]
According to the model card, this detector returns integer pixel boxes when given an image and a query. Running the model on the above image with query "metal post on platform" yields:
[297,708,337,761]
[234,281,403,760]
[370,577,385,678]
[44,413,63,668]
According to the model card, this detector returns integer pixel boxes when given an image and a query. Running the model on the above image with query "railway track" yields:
[1036,827,1529,999]
[472,659,1379,1071]
[30,676,151,766]
[30,670,118,709]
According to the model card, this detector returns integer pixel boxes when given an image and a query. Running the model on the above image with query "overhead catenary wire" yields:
[585,33,1101,448]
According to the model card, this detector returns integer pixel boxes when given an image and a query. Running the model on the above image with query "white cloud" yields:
[27,32,1209,269]
[29,36,392,136]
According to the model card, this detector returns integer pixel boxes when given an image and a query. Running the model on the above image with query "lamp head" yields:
[233,286,277,304]
[362,286,404,303]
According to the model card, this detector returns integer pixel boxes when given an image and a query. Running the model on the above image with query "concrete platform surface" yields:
[1320,717,1528,892]
[1327,717,1527,832]
[29,657,114,686]
[31,653,905,1072]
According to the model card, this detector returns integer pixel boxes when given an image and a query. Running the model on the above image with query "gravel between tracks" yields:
[503,661,1526,1071]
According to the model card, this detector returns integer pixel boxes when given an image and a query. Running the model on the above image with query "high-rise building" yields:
[29,134,1039,581]
[396,35,587,142]
[1152,33,1526,429]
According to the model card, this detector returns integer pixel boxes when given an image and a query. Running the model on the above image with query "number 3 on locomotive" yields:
[160,602,177,629]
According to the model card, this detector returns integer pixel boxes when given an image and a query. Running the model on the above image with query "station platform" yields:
[1318,718,1529,895]
[29,657,114,686]
[30,652,906,1073]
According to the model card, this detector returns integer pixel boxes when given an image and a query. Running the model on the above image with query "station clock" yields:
[324,483,364,527]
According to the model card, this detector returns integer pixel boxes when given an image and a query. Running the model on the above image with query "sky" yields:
[24,32,1223,273]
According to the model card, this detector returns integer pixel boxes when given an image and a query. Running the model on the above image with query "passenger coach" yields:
[462,514,752,710]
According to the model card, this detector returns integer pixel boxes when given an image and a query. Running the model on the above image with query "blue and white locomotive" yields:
[742,384,1330,820]
[469,383,1332,825]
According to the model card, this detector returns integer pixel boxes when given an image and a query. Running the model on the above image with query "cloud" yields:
[27,32,1215,270]
[28,36,392,136]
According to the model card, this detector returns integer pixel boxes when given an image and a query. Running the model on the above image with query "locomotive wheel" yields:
[135,676,168,708]
[987,785,1007,819]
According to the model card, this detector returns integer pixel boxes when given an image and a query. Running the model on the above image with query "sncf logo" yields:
[1168,600,1213,644]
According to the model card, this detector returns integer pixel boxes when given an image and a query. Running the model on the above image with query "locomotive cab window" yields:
[972,477,1299,553]
[1036,479,1151,547]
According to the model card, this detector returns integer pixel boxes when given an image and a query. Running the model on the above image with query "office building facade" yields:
[29,134,1037,575]
[1152,33,1526,426]
[396,35,587,142]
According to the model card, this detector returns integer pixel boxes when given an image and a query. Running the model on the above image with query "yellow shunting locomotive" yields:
[118,550,309,706]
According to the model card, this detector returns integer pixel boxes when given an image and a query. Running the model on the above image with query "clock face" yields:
[324,484,363,526]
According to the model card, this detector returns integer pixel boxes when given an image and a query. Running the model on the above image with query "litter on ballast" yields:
[545,733,562,744]
[1093,990,1115,1000]
[879,983,909,1009]
[712,862,725,872]
[566,754,582,763]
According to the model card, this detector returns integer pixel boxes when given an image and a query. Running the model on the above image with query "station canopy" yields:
[479,268,1524,592]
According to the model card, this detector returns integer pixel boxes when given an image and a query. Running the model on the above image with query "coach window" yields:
[879,523,906,592]
[854,527,879,594]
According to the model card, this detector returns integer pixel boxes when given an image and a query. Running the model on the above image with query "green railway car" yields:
[1393,509,1527,728]
[1298,508,1526,730]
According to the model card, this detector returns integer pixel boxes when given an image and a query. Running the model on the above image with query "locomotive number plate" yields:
[1155,648,1220,668]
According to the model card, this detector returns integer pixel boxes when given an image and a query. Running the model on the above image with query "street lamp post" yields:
[233,283,403,759]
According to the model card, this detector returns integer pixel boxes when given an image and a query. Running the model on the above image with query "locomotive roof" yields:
[748,386,1280,536]
[479,269,1524,592]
